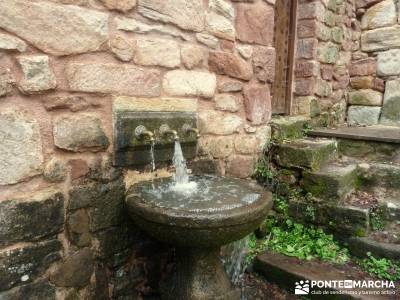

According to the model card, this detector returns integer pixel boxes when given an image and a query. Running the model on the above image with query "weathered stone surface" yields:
[252,46,275,83]
[68,179,125,233]
[43,158,67,183]
[361,0,396,30]
[67,209,91,247]
[17,55,56,94]
[138,0,205,32]
[0,33,26,52]
[302,164,358,202]
[100,0,136,12]
[276,139,337,171]
[43,95,96,112]
[226,155,254,178]
[349,58,376,76]
[217,77,243,92]
[0,0,108,56]
[67,63,161,97]
[0,111,43,185]
[163,70,216,98]
[134,37,180,68]
[53,114,109,152]
[234,134,265,154]
[0,240,61,290]
[348,89,383,106]
[361,26,400,52]
[196,33,219,48]
[381,79,400,125]
[199,136,234,158]
[214,94,240,112]
[50,248,93,288]
[348,106,381,126]
[113,96,198,112]
[115,17,190,41]
[109,35,134,62]
[235,2,274,45]
[243,84,271,125]
[0,67,14,97]
[181,44,208,69]
[377,49,400,76]
[0,189,64,246]
[206,0,235,41]
[0,280,56,300]
[209,51,253,80]
[317,43,339,64]
[199,110,243,135]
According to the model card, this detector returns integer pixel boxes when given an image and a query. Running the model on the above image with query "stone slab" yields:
[308,126,400,144]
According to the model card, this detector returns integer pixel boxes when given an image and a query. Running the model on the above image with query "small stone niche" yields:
[113,97,198,168]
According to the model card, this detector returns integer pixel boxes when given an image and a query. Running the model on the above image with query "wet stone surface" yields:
[132,175,261,213]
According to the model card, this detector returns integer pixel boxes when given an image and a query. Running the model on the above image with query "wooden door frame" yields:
[272,0,298,115]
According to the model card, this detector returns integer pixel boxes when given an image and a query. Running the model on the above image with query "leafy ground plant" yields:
[358,252,400,281]
[246,218,349,265]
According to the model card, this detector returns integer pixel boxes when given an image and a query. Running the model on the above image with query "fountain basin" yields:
[126,175,272,300]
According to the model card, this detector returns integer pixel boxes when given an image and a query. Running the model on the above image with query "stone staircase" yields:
[268,117,400,260]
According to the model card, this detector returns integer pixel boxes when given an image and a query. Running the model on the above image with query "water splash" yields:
[172,141,189,184]
[150,141,156,172]
[170,141,198,194]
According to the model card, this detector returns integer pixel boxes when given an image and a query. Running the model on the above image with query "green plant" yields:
[370,206,387,231]
[358,253,400,281]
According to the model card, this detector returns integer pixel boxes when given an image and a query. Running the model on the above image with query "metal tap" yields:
[160,124,179,141]
[182,124,201,139]
[135,125,155,143]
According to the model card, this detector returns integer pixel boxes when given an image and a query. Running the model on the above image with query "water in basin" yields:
[134,175,261,213]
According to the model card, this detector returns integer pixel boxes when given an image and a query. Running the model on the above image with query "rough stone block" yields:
[53,114,109,152]
[138,0,205,32]
[0,110,43,185]
[0,189,64,246]
[348,89,382,106]
[0,240,61,290]
[301,164,358,202]
[377,49,400,76]
[380,79,400,125]
[0,0,108,56]
[347,106,381,126]
[276,139,337,171]
[67,63,161,97]
[361,25,400,52]
[163,70,216,98]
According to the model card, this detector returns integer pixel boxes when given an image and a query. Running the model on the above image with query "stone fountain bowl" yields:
[126,175,272,248]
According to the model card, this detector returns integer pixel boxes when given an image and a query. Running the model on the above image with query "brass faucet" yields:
[160,124,179,141]
[135,125,155,143]
[182,124,201,139]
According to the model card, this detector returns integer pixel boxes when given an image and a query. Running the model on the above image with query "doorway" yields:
[272,0,297,115]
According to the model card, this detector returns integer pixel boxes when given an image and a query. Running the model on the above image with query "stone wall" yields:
[294,0,355,126]
[347,0,400,126]
[0,0,274,298]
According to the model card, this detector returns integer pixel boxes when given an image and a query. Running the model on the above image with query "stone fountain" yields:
[114,109,272,299]
[126,175,272,300]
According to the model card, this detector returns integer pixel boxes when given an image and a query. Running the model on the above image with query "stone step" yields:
[288,200,370,237]
[270,116,310,141]
[359,163,400,191]
[254,252,391,300]
[301,163,358,203]
[276,138,337,171]
[348,235,400,261]
[308,126,400,163]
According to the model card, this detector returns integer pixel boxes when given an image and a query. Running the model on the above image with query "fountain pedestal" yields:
[126,175,272,300]
[161,248,240,300]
